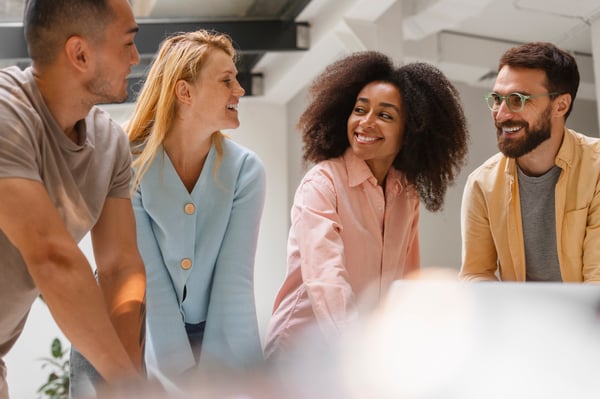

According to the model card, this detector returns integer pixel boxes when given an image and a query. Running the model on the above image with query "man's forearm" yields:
[31,252,141,384]
[98,261,147,371]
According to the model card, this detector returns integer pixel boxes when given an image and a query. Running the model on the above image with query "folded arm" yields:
[295,177,357,337]
[132,190,195,378]
[91,196,147,372]
[205,156,266,366]
[459,176,500,281]
[582,178,600,282]
[0,178,142,384]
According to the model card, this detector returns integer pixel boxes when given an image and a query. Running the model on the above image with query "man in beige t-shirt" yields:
[0,0,146,397]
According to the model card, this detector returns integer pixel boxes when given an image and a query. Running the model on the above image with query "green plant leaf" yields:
[37,337,69,399]
[51,338,63,358]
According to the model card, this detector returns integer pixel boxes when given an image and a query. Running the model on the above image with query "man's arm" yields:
[582,174,600,282]
[91,196,146,371]
[459,175,500,281]
[0,178,141,384]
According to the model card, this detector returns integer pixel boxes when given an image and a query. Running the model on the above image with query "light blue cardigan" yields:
[132,137,265,381]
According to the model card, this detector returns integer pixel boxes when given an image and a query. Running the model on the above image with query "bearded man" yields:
[459,41,600,282]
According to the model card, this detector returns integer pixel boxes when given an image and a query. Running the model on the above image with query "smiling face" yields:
[188,49,245,132]
[492,66,556,158]
[85,0,140,104]
[347,81,404,183]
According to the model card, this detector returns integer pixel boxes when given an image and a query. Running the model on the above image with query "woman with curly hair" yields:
[264,51,469,358]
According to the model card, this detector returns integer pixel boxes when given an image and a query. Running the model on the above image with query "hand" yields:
[96,376,165,399]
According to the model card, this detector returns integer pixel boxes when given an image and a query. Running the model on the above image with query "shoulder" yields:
[469,152,506,178]
[223,138,262,162]
[559,130,600,183]
[305,156,345,176]
[566,129,600,153]
[299,157,345,194]
[209,138,266,201]
[221,137,265,178]
[0,68,47,160]
[465,152,510,192]
[0,67,42,127]
[86,106,126,136]
[86,106,129,148]
[0,66,30,90]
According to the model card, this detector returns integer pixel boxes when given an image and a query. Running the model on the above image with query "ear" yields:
[175,80,192,104]
[64,35,90,72]
[553,93,571,118]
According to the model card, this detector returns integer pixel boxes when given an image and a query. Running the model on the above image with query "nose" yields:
[234,79,245,97]
[131,44,140,66]
[493,99,513,123]
[359,112,376,128]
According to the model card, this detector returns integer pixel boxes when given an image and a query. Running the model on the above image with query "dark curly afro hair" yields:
[298,51,469,212]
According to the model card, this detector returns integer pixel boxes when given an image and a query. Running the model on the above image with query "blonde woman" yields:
[127,30,265,387]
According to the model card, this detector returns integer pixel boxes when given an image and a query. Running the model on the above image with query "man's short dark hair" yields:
[23,0,115,66]
[499,42,580,119]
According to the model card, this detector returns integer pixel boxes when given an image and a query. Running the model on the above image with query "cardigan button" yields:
[184,203,196,214]
[180,258,192,270]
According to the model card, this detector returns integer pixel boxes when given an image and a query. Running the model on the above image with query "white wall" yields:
[224,99,290,339]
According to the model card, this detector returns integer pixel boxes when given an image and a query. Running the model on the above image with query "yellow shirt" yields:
[460,128,600,282]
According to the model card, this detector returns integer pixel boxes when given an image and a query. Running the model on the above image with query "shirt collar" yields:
[343,148,405,194]
[554,127,574,168]
[344,148,374,187]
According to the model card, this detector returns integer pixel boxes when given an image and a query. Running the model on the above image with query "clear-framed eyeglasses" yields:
[484,92,558,113]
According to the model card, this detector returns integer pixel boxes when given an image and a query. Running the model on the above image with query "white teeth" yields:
[503,126,521,133]
[227,104,238,111]
[355,133,378,143]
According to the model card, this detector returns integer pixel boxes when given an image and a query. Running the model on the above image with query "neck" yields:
[33,65,91,140]
[516,124,565,177]
[163,127,213,193]
[366,159,392,187]
[163,125,213,167]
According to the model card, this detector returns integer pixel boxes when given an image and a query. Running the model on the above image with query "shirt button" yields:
[180,258,192,270]
[184,203,196,214]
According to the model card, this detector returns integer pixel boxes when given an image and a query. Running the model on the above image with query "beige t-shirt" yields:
[0,66,131,380]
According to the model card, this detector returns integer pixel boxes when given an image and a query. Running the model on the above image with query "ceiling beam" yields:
[0,20,309,59]
[0,19,309,99]
[254,0,400,103]
[126,71,264,103]
[135,19,309,55]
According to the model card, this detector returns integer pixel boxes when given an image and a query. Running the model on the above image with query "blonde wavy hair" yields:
[126,29,236,192]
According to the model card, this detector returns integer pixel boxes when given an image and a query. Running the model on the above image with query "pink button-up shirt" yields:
[264,149,420,357]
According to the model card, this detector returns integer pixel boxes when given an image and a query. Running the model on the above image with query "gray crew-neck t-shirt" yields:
[517,164,563,281]
[0,66,132,377]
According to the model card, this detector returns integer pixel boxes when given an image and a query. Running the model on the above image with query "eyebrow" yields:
[127,26,140,35]
[357,97,401,113]
[492,90,532,95]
